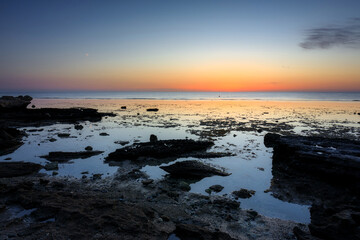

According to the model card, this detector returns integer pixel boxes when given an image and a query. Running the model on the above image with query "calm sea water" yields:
[1,91,360,101]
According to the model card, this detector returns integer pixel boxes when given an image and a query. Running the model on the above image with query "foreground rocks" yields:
[105,139,230,165]
[0,128,25,156]
[0,162,42,178]
[40,151,104,162]
[264,133,360,240]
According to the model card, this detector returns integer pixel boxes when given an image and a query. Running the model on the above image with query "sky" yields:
[0,0,360,92]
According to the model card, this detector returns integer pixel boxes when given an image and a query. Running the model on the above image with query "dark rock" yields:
[142,179,154,186]
[105,139,216,164]
[0,106,115,127]
[57,133,70,138]
[232,189,255,199]
[40,151,103,163]
[146,108,159,112]
[4,157,11,160]
[49,138,57,142]
[114,140,129,146]
[0,127,25,156]
[99,132,109,136]
[209,185,224,193]
[212,198,240,209]
[173,223,235,240]
[92,174,102,180]
[121,106,126,109]
[74,124,84,130]
[85,146,93,151]
[0,95,32,110]
[39,178,50,185]
[179,181,191,191]
[150,134,158,142]
[0,162,42,178]
[44,162,58,171]
[31,105,35,108]
[160,160,230,179]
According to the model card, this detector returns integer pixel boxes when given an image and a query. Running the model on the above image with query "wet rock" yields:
[74,124,84,130]
[150,134,158,142]
[0,95,32,110]
[146,108,159,112]
[173,223,235,240]
[85,146,93,151]
[99,132,109,136]
[40,151,103,162]
[49,138,57,142]
[0,127,25,156]
[0,162,42,178]
[44,162,59,171]
[209,185,224,193]
[92,174,102,180]
[106,139,217,164]
[142,179,154,186]
[114,140,129,146]
[179,181,191,191]
[57,133,70,138]
[0,106,115,127]
[160,160,230,179]
[4,157,11,160]
[212,198,240,209]
[121,106,126,109]
[232,189,256,199]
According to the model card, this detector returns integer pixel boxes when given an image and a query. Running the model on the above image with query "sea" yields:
[1,91,360,101]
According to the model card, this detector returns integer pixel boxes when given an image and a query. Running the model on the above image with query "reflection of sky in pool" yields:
[1,99,360,224]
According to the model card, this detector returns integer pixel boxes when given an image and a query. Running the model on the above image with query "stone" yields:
[150,134,158,142]
[209,185,224,193]
[44,162,59,171]
[232,189,256,199]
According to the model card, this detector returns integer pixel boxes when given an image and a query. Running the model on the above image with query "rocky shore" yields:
[0,96,359,239]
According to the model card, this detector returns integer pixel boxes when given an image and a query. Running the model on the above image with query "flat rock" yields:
[232,189,255,199]
[160,160,230,179]
[0,162,42,178]
[40,151,103,162]
[105,139,216,163]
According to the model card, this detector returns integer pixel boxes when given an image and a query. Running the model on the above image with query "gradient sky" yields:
[1,0,360,92]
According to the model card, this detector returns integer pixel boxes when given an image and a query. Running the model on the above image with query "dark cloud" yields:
[300,18,360,49]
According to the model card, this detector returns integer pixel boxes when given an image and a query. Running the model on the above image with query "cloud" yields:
[300,18,360,49]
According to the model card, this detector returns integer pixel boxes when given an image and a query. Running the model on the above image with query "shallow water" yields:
[1,99,360,224]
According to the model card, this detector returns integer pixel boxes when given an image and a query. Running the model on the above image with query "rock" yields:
[4,157,11,160]
[232,189,256,199]
[212,198,240,209]
[48,138,57,142]
[179,181,191,191]
[121,106,126,109]
[142,179,154,186]
[31,105,35,108]
[146,108,159,112]
[160,160,230,179]
[99,132,109,136]
[209,185,224,193]
[85,146,93,151]
[74,124,84,130]
[173,223,236,240]
[0,105,115,127]
[40,151,103,162]
[257,167,265,171]
[0,127,25,156]
[0,95,32,110]
[92,174,102,180]
[57,133,70,138]
[105,139,216,164]
[114,140,129,146]
[264,133,360,183]
[81,171,89,174]
[0,162,42,178]
[44,162,59,171]
[205,189,212,194]
[150,134,158,142]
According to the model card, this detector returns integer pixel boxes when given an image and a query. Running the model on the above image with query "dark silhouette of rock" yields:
[173,223,235,240]
[85,146,93,151]
[160,160,230,179]
[232,189,255,199]
[40,151,103,162]
[0,162,42,178]
[121,106,126,109]
[146,108,159,112]
[209,184,224,192]
[150,134,158,142]
[0,127,25,156]
[0,95,32,110]
[105,139,216,164]
[0,107,115,127]
[74,124,84,130]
